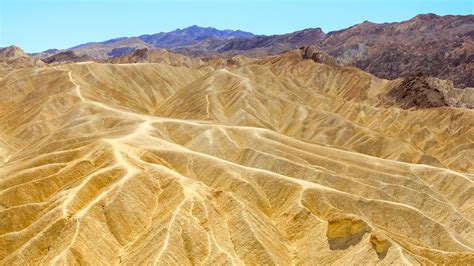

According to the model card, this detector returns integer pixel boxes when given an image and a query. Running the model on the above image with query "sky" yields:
[1,0,473,53]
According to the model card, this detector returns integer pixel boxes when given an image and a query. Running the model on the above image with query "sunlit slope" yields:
[0,57,473,265]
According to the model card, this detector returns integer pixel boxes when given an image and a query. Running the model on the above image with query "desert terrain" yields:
[0,13,473,265]
[0,45,473,264]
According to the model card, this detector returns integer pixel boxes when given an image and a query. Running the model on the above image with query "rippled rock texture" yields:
[0,51,473,265]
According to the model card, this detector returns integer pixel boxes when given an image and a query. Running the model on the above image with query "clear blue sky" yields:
[1,0,473,52]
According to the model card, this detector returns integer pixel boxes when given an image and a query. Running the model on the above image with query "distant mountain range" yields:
[16,13,474,87]
[31,25,256,59]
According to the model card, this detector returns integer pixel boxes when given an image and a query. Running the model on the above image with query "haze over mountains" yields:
[1,12,474,265]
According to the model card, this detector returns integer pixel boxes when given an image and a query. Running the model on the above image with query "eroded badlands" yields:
[1,51,473,265]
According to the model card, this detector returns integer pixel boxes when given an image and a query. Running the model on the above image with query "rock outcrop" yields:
[384,73,471,109]
[326,215,371,250]
[301,46,336,66]
[42,50,94,64]
[370,232,392,259]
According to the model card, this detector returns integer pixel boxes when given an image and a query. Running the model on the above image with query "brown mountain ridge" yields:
[34,13,472,88]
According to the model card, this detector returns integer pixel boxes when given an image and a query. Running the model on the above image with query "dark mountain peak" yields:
[43,48,60,53]
[291,27,325,36]
[174,25,204,32]
[283,28,326,45]
[135,25,254,49]
[361,20,373,24]
[302,27,323,32]
[174,25,218,35]
[185,25,203,30]
[412,13,440,21]
[173,25,254,39]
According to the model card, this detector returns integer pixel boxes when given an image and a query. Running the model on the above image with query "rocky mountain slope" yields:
[138,25,254,48]
[1,47,473,264]
[198,14,473,88]
[321,14,474,88]
[0,46,45,76]
[174,27,327,57]
[47,14,472,88]
[42,50,94,64]
[384,73,472,109]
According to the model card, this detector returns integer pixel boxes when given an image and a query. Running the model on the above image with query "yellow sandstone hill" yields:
[0,48,473,265]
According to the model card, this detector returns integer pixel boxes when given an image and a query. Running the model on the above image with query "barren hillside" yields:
[0,49,473,265]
